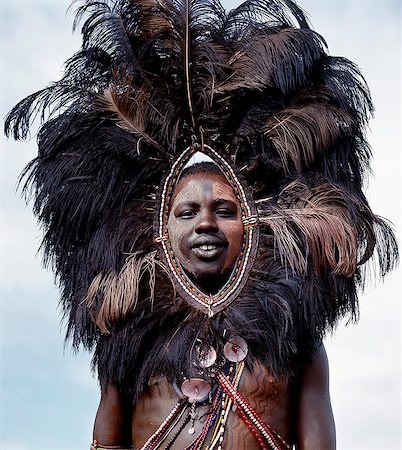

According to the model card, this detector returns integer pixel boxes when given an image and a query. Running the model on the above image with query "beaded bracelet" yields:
[90,440,134,450]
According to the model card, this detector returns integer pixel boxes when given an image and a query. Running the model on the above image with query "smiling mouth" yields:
[192,243,225,260]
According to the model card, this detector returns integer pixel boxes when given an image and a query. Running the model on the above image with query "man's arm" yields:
[296,344,336,450]
[93,383,133,448]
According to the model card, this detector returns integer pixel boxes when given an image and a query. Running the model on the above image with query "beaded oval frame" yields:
[154,144,259,316]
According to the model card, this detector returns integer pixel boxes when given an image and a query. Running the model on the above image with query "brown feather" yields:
[216,28,325,93]
[264,104,353,173]
[86,251,166,334]
[258,181,358,276]
[96,85,165,151]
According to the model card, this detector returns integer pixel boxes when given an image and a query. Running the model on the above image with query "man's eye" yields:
[178,210,196,218]
[216,209,236,217]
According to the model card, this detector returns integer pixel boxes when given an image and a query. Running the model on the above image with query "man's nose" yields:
[195,211,218,233]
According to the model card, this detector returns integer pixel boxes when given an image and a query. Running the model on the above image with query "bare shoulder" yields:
[297,345,330,390]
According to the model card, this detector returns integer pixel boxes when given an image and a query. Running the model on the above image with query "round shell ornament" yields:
[181,378,211,403]
[223,336,248,362]
[194,345,217,368]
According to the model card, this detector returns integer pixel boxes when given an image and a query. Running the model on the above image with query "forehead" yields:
[172,171,239,204]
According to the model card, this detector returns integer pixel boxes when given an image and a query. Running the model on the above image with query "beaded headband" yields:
[154,144,259,316]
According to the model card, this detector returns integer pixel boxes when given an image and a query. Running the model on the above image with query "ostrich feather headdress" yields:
[5,0,398,391]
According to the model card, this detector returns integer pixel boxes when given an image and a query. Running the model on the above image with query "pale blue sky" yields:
[1,1,401,449]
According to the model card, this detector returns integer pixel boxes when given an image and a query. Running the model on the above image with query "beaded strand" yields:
[140,360,285,450]
[185,381,226,450]
[216,371,287,450]
[139,400,187,450]
[151,404,190,450]
[205,362,244,450]
[163,412,191,450]
[236,406,268,449]
[217,371,279,447]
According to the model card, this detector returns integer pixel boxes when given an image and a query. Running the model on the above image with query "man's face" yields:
[168,171,244,290]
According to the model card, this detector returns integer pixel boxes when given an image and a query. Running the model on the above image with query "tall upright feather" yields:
[184,0,196,128]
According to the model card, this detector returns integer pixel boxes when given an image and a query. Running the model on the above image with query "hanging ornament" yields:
[188,403,197,435]
[181,378,211,403]
[195,344,217,368]
[223,336,248,362]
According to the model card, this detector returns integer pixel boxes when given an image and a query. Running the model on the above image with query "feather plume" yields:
[264,103,354,173]
[224,0,311,31]
[5,0,398,385]
[320,56,374,126]
[96,85,165,151]
[75,2,138,71]
[258,180,398,281]
[258,181,358,276]
[184,0,195,128]
[356,215,399,283]
[86,252,169,335]
[217,27,325,94]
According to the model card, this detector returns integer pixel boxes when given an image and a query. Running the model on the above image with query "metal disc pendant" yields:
[181,378,211,403]
[188,426,195,435]
[223,336,248,362]
[195,345,217,368]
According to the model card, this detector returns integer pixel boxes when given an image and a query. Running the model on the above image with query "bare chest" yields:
[132,363,294,449]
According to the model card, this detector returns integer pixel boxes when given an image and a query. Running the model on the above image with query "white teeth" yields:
[199,244,217,251]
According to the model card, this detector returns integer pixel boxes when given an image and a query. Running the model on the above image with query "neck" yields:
[187,269,231,295]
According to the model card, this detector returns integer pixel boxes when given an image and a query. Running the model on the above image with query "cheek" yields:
[168,220,188,257]
[224,223,244,263]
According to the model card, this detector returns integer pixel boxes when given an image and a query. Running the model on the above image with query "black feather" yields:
[4,0,398,393]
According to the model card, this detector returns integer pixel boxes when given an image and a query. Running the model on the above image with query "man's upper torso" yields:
[132,362,294,449]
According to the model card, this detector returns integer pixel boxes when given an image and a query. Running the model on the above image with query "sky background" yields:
[0,1,400,449]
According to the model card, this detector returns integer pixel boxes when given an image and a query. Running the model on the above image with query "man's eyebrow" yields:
[213,198,238,207]
[174,201,199,209]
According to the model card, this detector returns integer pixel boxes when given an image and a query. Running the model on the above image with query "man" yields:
[92,163,336,449]
[5,0,397,449]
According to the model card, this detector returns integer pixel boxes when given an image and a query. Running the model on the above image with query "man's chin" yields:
[186,263,224,279]
[185,265,232,294]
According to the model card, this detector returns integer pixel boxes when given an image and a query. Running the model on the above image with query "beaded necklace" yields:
[138,360,290,450]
